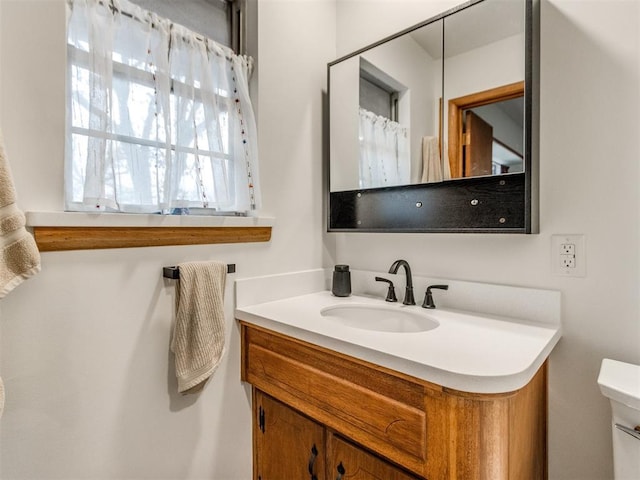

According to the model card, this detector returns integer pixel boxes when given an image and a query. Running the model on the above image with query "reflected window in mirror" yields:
[359,74,398,121]
[358,59,409,189]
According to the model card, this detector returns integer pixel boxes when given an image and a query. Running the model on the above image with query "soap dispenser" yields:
[332,265,351,297]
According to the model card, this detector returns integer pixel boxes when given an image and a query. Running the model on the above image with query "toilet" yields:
[598,359,640,479]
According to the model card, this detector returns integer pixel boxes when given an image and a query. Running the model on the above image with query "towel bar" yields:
[163,264,236,279]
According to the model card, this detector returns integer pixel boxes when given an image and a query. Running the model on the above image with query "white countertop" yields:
[235,291,561,394]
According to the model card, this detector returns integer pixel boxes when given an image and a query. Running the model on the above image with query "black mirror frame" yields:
[327,0,539,234]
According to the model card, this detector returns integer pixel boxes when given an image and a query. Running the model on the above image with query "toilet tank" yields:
[598,359,640,480]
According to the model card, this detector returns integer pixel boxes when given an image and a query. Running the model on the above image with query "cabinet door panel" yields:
[330,435,420,480]
[255,391,326,480]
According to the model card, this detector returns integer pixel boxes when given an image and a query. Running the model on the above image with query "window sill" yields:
[26,212,274,252]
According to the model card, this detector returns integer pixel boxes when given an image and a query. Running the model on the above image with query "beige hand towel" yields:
[0,129,40,299]
[171,261,227,394]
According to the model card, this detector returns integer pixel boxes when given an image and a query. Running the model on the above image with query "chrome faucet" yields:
[388,259,415,305]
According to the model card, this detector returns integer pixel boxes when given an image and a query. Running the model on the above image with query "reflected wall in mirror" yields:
[328,0,538,233]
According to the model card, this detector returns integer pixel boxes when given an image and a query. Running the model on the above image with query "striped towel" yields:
[0,129,40,299]
[171,261,227,394]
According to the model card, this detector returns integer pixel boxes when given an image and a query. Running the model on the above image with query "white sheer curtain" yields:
[66,0,260,214]
[358,107,409,189]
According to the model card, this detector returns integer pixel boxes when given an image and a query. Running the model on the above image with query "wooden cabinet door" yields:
[254,390,326,480]
[329,435,420,480]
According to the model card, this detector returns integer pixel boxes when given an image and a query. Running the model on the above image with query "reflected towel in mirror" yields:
[420,136,450,183]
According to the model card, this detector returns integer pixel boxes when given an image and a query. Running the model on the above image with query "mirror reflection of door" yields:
[448,81,524,178]
[464,111,493,177]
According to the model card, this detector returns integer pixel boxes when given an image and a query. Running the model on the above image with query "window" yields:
[65,0,260,215]
[357,59,409,188]
[129,0,234,49]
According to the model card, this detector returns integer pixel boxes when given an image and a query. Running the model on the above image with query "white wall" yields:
[0,0,335,478]
[334,1,640,479]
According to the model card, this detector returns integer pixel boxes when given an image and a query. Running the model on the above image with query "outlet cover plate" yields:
[551,234,586,277]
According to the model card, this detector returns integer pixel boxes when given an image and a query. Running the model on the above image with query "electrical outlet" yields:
[560,254,575,268]
[552,234,586,277]
[561,243,575,255]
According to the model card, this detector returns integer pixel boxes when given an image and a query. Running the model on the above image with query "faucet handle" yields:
[422,284,449,309]
[375,276,398,302]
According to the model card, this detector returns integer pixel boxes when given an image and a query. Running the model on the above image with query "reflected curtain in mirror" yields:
[358,108,410,188]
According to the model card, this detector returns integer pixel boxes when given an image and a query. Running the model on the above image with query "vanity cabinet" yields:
[240,322,548,480]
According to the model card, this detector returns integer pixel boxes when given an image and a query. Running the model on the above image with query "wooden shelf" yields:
[33,225,272,251]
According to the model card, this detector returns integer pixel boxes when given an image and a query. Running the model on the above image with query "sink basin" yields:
[320,304,439,333]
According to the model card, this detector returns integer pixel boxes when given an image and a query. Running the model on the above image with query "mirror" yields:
[328,0,538,233]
